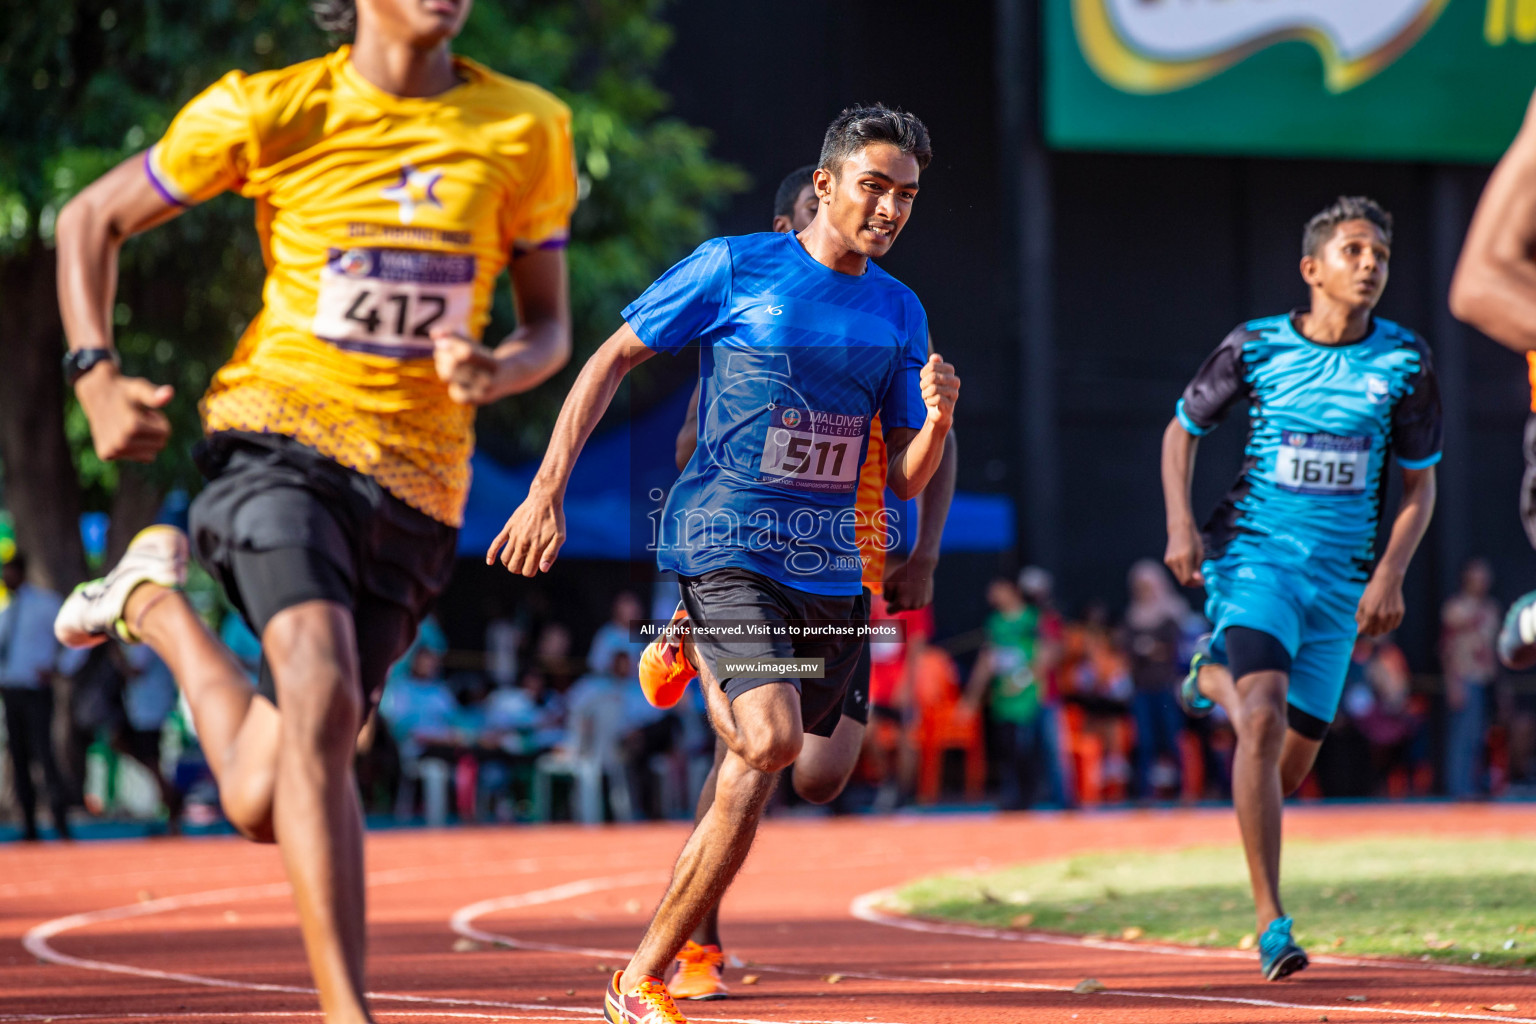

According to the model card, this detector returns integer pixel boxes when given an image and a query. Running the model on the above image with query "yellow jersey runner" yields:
[145,46,577,526]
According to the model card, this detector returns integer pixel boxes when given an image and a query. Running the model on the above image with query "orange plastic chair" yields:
[912,648,986,803]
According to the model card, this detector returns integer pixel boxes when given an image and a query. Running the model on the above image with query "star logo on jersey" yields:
[382,164,443,226]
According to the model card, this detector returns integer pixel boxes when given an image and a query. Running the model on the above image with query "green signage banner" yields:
[1045,0,1536,162]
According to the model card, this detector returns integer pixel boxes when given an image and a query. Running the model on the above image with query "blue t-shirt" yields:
[1177,311,1443,581]
[623,232,929,596]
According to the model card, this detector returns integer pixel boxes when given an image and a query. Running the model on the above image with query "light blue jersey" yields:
[623,232,928,596]
[1178,311,1442,582]
[1178,311,1442,724]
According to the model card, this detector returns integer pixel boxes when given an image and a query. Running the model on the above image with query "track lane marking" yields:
[21,869,897,1024]
[851,888,1536,1024]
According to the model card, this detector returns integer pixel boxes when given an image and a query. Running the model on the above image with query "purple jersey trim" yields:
[316,336,436,360]
[142,151,190,209]
[513,236,569,257]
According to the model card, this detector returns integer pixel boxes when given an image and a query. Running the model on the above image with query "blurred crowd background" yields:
[1,549,1523,837]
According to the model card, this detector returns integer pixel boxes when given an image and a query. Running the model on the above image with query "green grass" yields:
[894,838,1536,967]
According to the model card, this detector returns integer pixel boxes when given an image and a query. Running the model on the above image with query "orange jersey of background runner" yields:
[856,414,890,591]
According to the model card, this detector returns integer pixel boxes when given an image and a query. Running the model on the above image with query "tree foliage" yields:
[0,0,744,508]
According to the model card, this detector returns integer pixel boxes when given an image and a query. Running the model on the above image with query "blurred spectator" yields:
[863,592,932,811]
[533,622,580,693]
[1120,560,1188,800]
[484,598,522,690]
[482,667,567,755]
[588,592,646,676]
[379,646,464,824]
[965,577,1045,810]
[1019,567,1071,806]
[380,647,463,762]
[1057,600,1134,804]
[1342,634,1428,796]
[562,649,638,822]
[117,646,186,828]
[0,554,71,840]
[1440,558,1500,798]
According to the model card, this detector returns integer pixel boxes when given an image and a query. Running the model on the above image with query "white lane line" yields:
[23,869,893,1024]
[850,889,1536,1024]
[848,888,1536,979]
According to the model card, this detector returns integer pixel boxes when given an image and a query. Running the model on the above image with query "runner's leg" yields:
[686,738,729,948]
[264,599,371,1024]
[620,668,801,992]
[792,713,865,804]
[1201,625,1290,934]
[124,583,281,839]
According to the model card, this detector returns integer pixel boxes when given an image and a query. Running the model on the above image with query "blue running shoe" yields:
[1178,634,1216,718]
[1499,591,1536,671]
[1259,916,1309,981]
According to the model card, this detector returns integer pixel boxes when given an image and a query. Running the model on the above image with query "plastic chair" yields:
[911,649,986,803]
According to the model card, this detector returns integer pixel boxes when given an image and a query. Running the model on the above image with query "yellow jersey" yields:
[855,414,889,591]
[1528,352,1536,412]
[147,47,577,526]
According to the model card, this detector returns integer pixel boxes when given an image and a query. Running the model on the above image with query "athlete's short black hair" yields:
[773,165,817,219]
[312,0,356,34]
[818,104,932,175]
[1302,196,1393,258]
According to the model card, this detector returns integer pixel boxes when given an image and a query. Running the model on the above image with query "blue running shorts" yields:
[1201,555,1362,725]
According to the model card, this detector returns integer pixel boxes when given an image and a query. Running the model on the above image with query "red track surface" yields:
[5,805,1536,1023]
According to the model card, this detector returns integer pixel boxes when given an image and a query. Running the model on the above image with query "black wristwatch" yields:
[63,348,119,386]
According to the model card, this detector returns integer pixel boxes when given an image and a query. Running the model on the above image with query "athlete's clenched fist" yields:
[920,352,960,427]
[432,330,501,406]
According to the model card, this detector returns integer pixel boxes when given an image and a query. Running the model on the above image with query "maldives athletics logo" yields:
[1073,0,1450,94]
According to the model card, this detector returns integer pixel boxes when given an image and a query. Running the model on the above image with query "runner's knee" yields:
[264,603,363,755]
[738,725,801,774]
[222,787,276,843]
[1234,682,1288,749]
[728,682,804,772]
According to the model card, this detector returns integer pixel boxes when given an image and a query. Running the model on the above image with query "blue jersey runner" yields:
[624,231,929,596]
[1177,311,1443,583]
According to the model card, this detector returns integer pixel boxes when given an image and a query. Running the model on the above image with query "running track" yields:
[4,805,1536,1023]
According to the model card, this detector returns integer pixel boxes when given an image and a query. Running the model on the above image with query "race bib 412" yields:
[312,247,475,359]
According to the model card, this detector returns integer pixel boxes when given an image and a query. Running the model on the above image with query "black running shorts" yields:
[679,568,869,738]
[189,432,457,710]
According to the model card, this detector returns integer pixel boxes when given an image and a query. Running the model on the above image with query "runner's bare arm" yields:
[1356,466,1436,637]
[885,353,959,500]
[1161,417,1205,587]
[1450,88,1536,352]
[675,380,701,472]
[55,153,185,463]
[486,322,655,576]
[433,247,571,404]
[884,427,957,611]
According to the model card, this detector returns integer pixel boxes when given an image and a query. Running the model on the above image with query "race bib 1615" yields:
[1272,432,1370,495]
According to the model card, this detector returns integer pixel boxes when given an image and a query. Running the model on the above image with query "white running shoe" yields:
[55,525,188,648]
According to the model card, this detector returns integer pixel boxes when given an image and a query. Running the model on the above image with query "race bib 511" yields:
[759,407,867,492]
[1272,432,1369,495]
[312,247,475,359]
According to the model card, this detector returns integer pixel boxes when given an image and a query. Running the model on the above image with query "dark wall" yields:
[653,0,1533,667]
